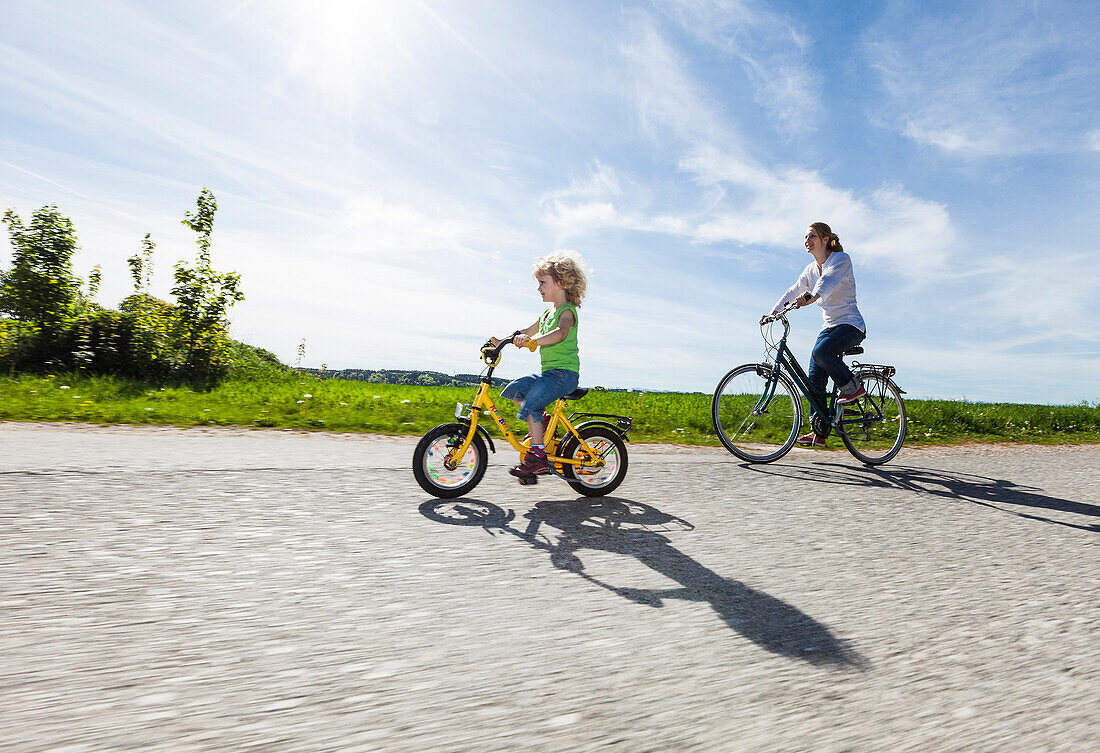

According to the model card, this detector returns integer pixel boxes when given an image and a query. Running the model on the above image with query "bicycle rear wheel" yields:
[712,364,802,463]
[559,424,629,497]
[837,373,906,465]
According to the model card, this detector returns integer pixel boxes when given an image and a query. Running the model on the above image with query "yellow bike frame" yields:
[444,381,605,473]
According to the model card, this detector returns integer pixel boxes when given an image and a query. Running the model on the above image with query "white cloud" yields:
[542,161,623,203]
[338,194,495,260]
[962,250,1098,338]
[684,160,953,273]
[539,162,695,240]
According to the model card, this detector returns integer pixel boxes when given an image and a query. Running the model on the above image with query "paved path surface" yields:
[2,422,1097,752]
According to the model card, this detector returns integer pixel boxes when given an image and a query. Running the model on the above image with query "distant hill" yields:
[301,368,639,392]
[302,368,508,388]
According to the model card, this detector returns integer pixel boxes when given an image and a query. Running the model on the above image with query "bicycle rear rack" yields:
[852,361,896,379]
[569,412,634,433]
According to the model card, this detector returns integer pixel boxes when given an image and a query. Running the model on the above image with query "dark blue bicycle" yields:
[711,300,907,465]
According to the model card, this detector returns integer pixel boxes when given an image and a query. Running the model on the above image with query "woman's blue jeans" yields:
[807,324,866,426]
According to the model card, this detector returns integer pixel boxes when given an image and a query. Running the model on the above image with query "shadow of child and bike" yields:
[737,460,1099,533]
[419,495,865,668]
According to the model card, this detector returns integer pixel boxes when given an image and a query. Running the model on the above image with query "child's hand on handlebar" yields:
[513,333,532,348]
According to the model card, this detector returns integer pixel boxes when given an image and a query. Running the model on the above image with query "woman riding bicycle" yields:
[761,222,866,447]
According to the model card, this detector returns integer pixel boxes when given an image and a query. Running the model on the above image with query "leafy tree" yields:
[170,188,244,379]
[126,233,155,295]
[0,206,81,328]
[118,233,174,375]
[87,266,102,303]
[0,194,261,383]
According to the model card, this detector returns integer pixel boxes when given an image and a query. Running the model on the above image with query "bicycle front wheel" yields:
[413,423,488,498]
[837,373,906,465]
[712,364,802,463]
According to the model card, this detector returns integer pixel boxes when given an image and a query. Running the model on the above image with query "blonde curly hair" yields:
[532,251,587,306]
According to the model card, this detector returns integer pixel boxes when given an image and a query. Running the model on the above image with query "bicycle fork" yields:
[752,364,781,415]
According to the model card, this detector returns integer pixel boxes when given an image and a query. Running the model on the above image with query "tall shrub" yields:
[0,206,81,327]
[171,188,244,380]
[0,206,83,370]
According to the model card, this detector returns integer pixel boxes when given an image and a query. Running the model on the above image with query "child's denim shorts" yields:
[500,369,580,421]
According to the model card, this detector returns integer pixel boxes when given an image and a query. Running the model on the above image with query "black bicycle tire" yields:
[412,423,489,498]
[558,424,629,497]
[711,364,803,463]
[837,374,907,465]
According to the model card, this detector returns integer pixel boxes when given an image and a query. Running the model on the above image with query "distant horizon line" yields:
[297,367,1094,406]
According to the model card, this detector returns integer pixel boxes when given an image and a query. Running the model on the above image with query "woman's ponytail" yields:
[810,221,844,254]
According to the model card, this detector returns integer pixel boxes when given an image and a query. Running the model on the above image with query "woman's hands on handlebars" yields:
[760,295,815,326]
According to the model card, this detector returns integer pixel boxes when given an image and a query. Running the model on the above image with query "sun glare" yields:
[276,0,424,104]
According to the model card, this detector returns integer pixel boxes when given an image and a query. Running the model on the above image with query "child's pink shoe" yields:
[509,448,551,476]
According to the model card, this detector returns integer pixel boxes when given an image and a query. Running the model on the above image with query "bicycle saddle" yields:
[564,388,589,400]
[844,346,864,356]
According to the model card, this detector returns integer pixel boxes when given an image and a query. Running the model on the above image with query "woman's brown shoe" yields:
[796,432,827,448]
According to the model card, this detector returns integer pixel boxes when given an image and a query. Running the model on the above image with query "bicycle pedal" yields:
[517,475,539,485]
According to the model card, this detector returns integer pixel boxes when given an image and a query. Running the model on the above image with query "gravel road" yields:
[1,422,1097,752]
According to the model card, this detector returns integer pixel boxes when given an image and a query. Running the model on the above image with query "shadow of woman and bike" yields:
[419,496,864,668]
[738,460,1099,533]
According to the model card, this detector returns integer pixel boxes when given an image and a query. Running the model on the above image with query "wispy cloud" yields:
[2,1,1094,402]
[0,157,148,226]
[338,194,496,259]
[656,0,822,137]
[962,250,1099,342]
[681,148,954,272]
[608,19,956,276]
[539,161,695,241]
[864,2,1098,157]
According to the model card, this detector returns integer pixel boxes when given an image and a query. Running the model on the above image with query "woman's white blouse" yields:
[772,251,866,332]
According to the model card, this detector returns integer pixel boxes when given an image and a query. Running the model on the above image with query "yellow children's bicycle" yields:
[412,332,633,499]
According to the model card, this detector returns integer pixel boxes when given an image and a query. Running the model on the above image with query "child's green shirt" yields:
[538,303,579,373]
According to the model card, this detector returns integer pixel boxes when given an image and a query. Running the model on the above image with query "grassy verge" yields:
[1,373,1098,446]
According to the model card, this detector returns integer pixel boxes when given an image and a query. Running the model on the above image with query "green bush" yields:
[1,191,250,385]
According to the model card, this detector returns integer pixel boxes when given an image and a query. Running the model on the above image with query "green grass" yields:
[1,373,1098,446]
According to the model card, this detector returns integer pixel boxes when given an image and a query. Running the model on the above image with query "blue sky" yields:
[2,0,1097,403]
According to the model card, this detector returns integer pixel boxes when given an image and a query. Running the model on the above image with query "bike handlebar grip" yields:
[504,330,536,350]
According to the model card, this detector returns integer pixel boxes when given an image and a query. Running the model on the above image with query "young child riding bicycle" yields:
[502,252,587,477]
[762,222,866,448]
